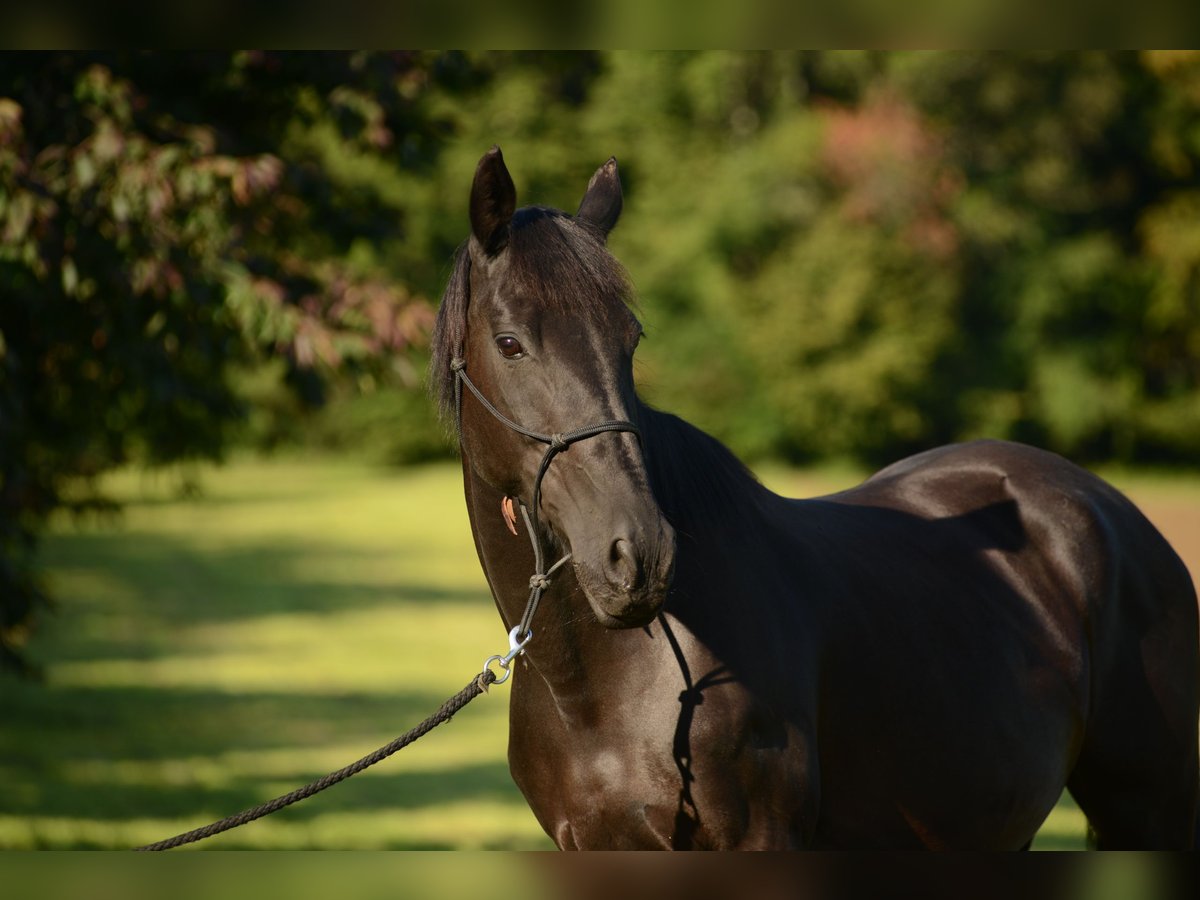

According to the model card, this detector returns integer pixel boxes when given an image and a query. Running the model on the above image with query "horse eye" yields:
[495,335,525,359]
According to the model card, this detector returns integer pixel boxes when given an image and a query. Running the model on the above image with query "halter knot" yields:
[450,357,466,372]
[529,573,551,591]
[550,433,568,450]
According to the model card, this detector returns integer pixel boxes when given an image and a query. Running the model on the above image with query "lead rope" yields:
[136,358,639,850]
[135,671,496,850]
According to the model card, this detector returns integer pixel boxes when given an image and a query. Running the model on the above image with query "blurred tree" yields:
[414,51,1200,466]
[0,51,479,673]
[893,51,1200,461]
[1134,51,1200,458]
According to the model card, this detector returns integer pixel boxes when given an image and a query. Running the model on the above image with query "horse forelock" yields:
[430,207,634,426]
[506,208,632,318]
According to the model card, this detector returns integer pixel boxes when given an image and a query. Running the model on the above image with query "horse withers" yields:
[431,146,1200,849]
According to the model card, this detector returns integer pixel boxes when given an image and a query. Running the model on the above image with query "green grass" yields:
[17,455,1192,850]
[3,459,552,849]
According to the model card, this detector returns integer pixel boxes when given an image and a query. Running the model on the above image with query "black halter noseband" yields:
[450,357,642,649]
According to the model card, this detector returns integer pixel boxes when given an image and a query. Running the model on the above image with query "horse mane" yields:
[430,207,633,423]
[430,242,471,422]
[638,404,774,526]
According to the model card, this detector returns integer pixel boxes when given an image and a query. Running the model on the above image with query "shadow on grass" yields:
[3,475,536,849]
[45,529,480,612]
[0,681,525,848]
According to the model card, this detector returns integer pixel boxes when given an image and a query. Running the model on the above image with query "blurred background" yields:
[1,51,1198,849]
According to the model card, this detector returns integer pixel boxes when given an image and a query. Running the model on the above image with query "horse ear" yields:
[470,145,517,257]
[576,157,623,240]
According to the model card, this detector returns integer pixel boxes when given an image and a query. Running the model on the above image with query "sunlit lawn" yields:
[3,458,551,849]
[3,456,1196,849]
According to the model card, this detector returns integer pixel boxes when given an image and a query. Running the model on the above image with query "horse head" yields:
[434,146,676,629]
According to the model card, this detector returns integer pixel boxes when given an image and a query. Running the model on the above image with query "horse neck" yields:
[459,405,776,707]
[637,403,776,551]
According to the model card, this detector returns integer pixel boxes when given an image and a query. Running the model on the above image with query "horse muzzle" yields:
[574,515,676,628]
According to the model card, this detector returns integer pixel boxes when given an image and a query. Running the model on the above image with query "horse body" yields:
[439,147,1200,849]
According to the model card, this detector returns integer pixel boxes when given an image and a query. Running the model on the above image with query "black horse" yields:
[431,146,1200,849]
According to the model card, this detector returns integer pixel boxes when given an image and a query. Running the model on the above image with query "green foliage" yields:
[296,385,449,466]
[398,51,1200,467]
[0,52,477,671]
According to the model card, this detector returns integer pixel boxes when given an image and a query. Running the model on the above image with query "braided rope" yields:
[134,358,631,851]
[135,670,497,851]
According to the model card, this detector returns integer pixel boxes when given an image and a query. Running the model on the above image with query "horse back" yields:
[790,439,1198,847]
[850,439,1197,630]
[836,439,1198,694]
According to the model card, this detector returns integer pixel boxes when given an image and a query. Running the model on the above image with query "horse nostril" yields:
[610,538,644,591]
